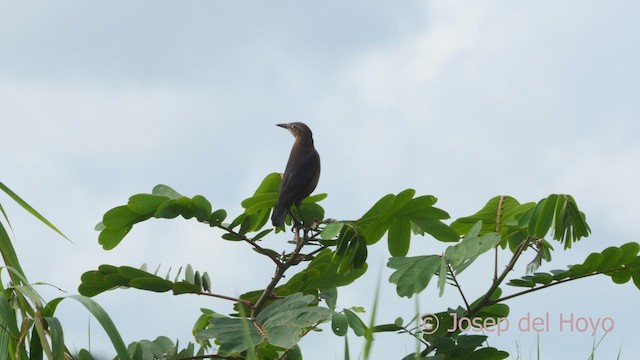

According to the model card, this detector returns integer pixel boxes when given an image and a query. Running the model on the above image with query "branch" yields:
[447,262,470,312]
[486,267,621,305]
[251,226,306,318]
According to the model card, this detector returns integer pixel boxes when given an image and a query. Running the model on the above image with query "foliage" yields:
[0,182,129,360]
[2,174,638,359]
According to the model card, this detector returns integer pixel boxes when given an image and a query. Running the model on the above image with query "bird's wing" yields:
[279,149,320,206]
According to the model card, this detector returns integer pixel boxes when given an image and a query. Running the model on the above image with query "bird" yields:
[271,122,321,227]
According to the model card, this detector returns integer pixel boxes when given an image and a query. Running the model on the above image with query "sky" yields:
[1,1,640,359]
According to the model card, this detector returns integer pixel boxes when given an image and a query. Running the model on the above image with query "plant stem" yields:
[251,227,305,318]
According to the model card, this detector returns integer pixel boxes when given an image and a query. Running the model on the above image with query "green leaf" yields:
[387,255,440,298]
[618,242,640,265]
[507,278,536,288]
[173,281,200,295]
[129,277,174,293]
[467,347,509,360]
[98,226,132,250]
[242,193,278,213]
[581,253,603,273]
[550,269,571,281]
[252,229,273,241]
[357,194,395,243]
[319,288,337,310]
[437,255,447,297]
[192,195,212,222]
[451,196,523,236]
[531,273,553,285]
[127,194,169,216]
[553,195,591,249]
[321,222,344,240]
[255,293,331,348]
[343,309,367,337]
[388,219,412,257]
[445,223,501,273]
[102,206,148,229]
[332,312,348,336]
[152,184,182,199]
[371,323,402,332]
[456,335,488,349]
[611,269,632,284]
[209,209,227,226]
[283,250,367,294]
[598,247,622,272]
[412,219,459,242]
[152,200,182,219]
[527,198,545,237]
[186,264,195,284]
[202,272,212,292]
[533,194,557,238]
[298,202,325,225]
[197,317,262,354]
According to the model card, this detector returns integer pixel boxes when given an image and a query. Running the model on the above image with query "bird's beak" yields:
[276,123,288,129]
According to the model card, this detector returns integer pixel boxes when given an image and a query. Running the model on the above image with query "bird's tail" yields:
[271,202,288,227]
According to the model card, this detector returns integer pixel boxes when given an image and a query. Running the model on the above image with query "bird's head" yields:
[276,122,313,138]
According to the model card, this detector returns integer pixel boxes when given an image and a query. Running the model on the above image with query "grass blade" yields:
[44,317,65,360]
[67,295,131,360]
[0,181,69,242]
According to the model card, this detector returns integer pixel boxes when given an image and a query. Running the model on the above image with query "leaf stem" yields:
[198,292,254,308]
[447,263,470,312]
[493,196,505,283]
[216,224,282,266]
[486,267,621,305]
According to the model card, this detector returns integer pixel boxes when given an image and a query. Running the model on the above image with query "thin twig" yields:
[486,267,621,305]
[447,263,470,312]
[177,355,237,360]
[277,321,323,359]
[302,245,329,259]
[493,196,505,283]
[400,325,430,347]
[216,224,282,266]
[198,292,254,308]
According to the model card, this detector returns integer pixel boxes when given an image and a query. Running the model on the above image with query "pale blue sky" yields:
[2,1,639,359]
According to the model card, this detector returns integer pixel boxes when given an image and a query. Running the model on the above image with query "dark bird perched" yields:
[271,122,321,227]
